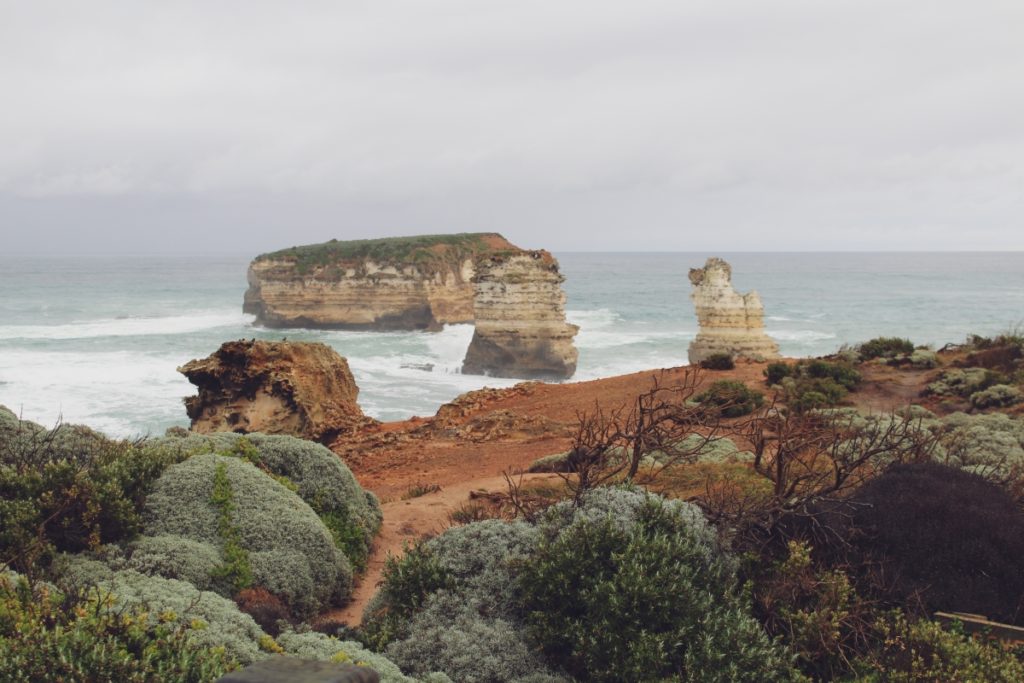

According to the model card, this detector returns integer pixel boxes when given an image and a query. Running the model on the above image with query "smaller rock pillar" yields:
[461,251,579,380]
[687,257,780,364]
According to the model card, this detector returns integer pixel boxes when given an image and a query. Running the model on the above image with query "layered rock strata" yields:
[243,233,523,330]
[687,257,780,363]
[179,340,371,442]
[461,251,579,380]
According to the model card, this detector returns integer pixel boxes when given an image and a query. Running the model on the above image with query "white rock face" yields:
[687,257,780,363]
[461,251,579,379]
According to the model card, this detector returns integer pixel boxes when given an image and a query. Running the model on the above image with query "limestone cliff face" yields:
[687,257,780,363]
[179,340,372,443]
[461,251,579,380]
[243,233,521,330]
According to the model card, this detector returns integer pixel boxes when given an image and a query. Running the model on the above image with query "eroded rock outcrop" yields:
[461,251,578,380]
[179,340,372,442]
[687,257,780,363]
[243,233,523,330]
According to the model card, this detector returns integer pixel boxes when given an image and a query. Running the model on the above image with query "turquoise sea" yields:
[1,252,1022,438]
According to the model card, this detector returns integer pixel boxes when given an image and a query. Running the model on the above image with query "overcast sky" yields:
[2,1,1022,254]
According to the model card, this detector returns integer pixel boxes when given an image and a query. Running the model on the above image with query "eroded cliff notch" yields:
[244,233,523,331]
[179,340,372,443]
[687,257,780,364]
[461,251,579,380]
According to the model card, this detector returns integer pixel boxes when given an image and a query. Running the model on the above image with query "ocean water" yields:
[1,252,1021,438]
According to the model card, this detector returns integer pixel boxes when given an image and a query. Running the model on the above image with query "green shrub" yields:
[0,572,236,682]
[926,367,1004,398]
[155,432,382,572]
[764,362,793,385]
[857,337,915,361]
[696,380,765,417]
[764,361,861,411]
[520,492,794,682]
[366,488,794,683]
[970,384,1022,409]
[60,558,271,665]
[804,360,861,390]
[0,407,187,576]
[700,353,735,371]
[854,612,1024,682]
[123,535,221,591]
[143,453,350,619]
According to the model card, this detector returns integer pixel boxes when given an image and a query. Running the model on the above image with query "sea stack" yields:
[687,257,780,364]
[243,233,522,331]
[461,251,579,380]
[178,339,370,443]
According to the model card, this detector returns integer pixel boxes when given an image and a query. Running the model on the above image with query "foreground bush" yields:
[0,407,185,576]
[0,571,236,682]
[365,488,796,682]
[853,612,1024,682]
[520,494,793,682]
[817,463,1024,624]
[143,453,351,619]
[155,432,382,571]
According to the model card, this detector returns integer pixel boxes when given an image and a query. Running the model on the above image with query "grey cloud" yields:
[1,0,1021,252]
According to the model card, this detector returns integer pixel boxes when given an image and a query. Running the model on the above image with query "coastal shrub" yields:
[749,540,865,680]
[936,412,1024,483]
[520,491,794,682]
[764,362,793,385]
[143,453,351,619]
[817,463,1024,624]
[926,367,1004,398]
[696,380,765,417]
[527,451,573,473]
[0,408,186,575]
[700,353,735,370]
[123,535,221,591]
[275,631,440,683]
[61,557,271,665]
[155,431,382,572]
[0,571,236,682]
[649,433,753,465]
[363,520,538,651]
[387,594,559,683]
[368,488,792,682]
[857,337,915,361]
[907,348,938,368]
[854,612,1024,682]
[970,383,1022,409]
[764,360,861,411]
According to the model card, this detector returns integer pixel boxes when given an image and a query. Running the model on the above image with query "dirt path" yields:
[326,473,559,626]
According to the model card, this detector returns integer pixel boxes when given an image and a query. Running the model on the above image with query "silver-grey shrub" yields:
[143,452,351,617]
[153,431,382,569]
[123,534,221,591]
[62,556,268,665]
[369,487,763,682]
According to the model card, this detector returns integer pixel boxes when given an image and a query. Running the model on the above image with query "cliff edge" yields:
[461,251,579,380]
[243,233,522,330]
[687,257,780,364]
[179,339,372,442]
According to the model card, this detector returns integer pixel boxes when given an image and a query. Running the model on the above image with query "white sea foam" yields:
[769,330,837,342]
[0,349,195,437]
[0,311,254,340]
[567,308,621,328]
